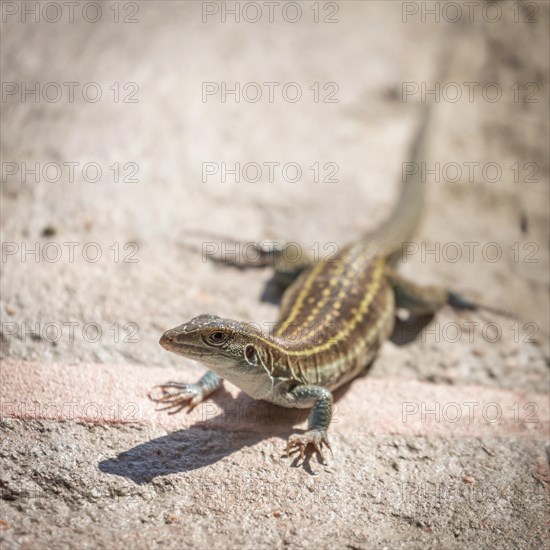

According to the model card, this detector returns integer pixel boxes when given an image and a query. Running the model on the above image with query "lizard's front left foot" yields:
[148,381,204,414]
[286,429,332,462]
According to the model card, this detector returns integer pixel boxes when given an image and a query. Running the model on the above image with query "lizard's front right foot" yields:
[148,382,205,414]
[286,429,332,462]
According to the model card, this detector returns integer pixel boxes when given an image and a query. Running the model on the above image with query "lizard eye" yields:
[244,344,258,366]
[206,331,228,346]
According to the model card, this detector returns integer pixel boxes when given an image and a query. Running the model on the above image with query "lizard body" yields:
[152,107,475,461]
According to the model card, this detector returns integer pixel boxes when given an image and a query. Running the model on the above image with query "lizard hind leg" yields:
[387,268,448,316]
[270,242,314,289]
[254,241,314,305]
[386,268,513,318]
[205,238,313,291]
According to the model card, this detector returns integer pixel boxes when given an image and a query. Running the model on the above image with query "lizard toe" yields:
[286,430,331,462]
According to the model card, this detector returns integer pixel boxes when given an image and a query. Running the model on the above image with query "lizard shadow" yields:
[98,383,356,483]
[259,275,286,305]
[390,314,435,346]
[99,275,430,482]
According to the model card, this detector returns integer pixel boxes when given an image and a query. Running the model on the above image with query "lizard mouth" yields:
[159,333,208,359]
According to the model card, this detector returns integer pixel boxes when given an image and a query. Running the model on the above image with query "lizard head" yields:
[159,315,273,392]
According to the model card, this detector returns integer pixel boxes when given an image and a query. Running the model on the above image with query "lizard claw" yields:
[148,382,203,413]
[286,430,332,462]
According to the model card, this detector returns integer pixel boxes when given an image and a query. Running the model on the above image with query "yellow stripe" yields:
[319,288,394,385]
[259,257,386,357]
[281,260,348,338]
[274,259,326,336]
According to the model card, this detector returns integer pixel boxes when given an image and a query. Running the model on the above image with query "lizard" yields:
[150,105,491,462]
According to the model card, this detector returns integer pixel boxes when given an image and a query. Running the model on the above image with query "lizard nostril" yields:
[160,333,174,347]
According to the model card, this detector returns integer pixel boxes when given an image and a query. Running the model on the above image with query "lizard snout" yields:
[159,332,175,349]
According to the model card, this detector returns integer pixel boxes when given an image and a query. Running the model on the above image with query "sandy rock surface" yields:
[1,2,548,549]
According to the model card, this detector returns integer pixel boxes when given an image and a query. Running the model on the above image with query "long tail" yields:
[365,37,452,259]
[365,105,432,259]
